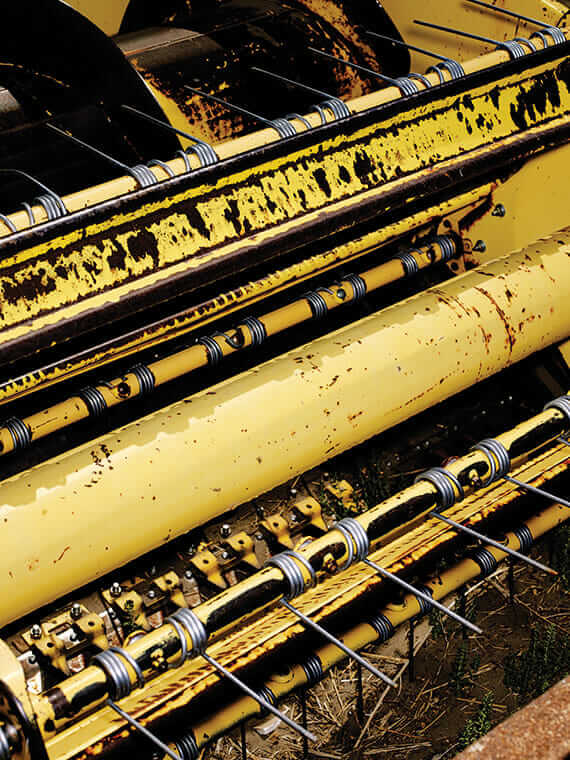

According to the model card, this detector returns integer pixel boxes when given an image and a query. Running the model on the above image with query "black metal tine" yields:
[106,699,181,760]
[414,19,501,47]
[250,66,346,106]
[355,661,364,723]
[503,475,570,510]
[363,558,483,634]
[466,0,562,29]
[201,652,316,742]
[121,104,211,147]
[365,30,456,63]
[240,721,247,760]
[280,599,396,687]
[308,46,399,86]
[184,86,278,130]
[429,511,556,575]
[47,124,134,174]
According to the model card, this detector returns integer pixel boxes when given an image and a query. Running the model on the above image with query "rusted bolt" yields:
[110,582,122,598]
[473,240,487,253]
[30,624,42,640]
[492,203,506,218]
[70,603,82,620]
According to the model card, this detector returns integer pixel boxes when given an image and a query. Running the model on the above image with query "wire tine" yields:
[365,30,451,61]
[280,599,396,688]
[46,124,131,173]
[429,511,556,575]
[106,699,181,760]
[503,475,570,510]
[363,558,482,634]
[184,86,273,128]
[251,66,339,102]
[121,104,209,146]
[414,19,499,46]
[557,436,570,447]
[466,0,557,28]
[201,652,316,742]
[308,47,395,85]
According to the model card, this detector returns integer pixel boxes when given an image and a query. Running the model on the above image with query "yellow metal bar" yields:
[0,238,454,455]
[0,231,569,627]
[0,185,490,406]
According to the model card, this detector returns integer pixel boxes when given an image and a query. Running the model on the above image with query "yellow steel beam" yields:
[1,231,570,627]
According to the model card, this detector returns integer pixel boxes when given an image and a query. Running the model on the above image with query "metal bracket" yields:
[189,549,228,589]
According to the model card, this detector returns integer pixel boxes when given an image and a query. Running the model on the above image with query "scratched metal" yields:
[0,47,568,361]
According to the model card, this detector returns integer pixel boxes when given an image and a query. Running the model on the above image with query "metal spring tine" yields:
[414,19,503,47]
[429,511,556,575]
[0,168,67,217]
[280,599,396,688]
[200,652,316,742]
[366,30,457,64]
[184,86,284,134]
[503,475,570,510]
[47,124,134,174]
[106,699,181,760]
[250,67,351,115]
[121,104,212,148]
[362,558,483,634]
[466,0,564,30]
[557,436,570,447]
[308,46,399,87]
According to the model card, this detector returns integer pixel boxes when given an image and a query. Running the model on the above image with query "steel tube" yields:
[1,233,570,625]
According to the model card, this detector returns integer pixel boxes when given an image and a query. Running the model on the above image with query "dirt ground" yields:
[206,534,569,760]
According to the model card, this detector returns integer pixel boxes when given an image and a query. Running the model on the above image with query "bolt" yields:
[184,569,193,580]
[255,533,264,541]
[473,240,487,253]
[492,203,506,218]
[30,624,42,640]
[70,603,82,620]
[221,551,230,560]
[110,582,122,598]
[28,655,37,665]
[147,589,156,600]
[188,545,196,557]
[336,288,346,300]
[220,524,231,538]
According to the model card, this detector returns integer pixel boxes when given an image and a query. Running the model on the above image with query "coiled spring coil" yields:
[368,612,394,643]
[531,26,566,47]
[240,316,267,347]
[344,273,367,302]
[130,363,155,395]
[92,647,145,700]
[197,335,225,366]
[78,386,108,417]
[514,524,534,554]
[266,550,316,599]
[2,416,31,450]
[334,517,370,570]
[544,394,570,425]
[414,467,464,509]
[428,58,465,81]
[472,438,510,486]
[472,547,498,578]
[301,653,324,686]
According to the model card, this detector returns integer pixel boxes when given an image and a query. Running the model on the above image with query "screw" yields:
[221,551,230,560]
[220,524,231,538]
[70,603,82,620]
[147,589,156,600]
[492,203,506,217]
[110,582,122,598]
[184,569,193,580]
[255,533,264,541]
[30,624,42,640]
[473,240,487,253]
[290,487,297,498]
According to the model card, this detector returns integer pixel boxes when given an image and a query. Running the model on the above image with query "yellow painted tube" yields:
[1,232,570,626]
[0,238,453,455]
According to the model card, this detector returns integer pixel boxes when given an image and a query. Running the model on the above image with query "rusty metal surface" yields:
[456,676,570,760]
[0,42,568,368]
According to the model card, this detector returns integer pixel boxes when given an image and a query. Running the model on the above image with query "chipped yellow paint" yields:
[0,51,569,354]
[0,185,491,404]
[1,233,569,630]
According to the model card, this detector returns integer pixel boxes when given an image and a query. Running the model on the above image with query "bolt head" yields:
[147,589,156,600]
[70,603,82,620]
[221,551,230,560]
[110,582,122,598]
[30,624,42,640]
[290,488,297,497]
[473,240,487,253]
[220,524,231,538]
[184,570,193,580]
[492,203,506,217]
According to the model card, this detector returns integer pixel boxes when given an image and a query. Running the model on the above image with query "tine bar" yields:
[429,511,556,575]
[466,0,564,31]
[280,599,396,687]
[106,699,181,760]
[121,104,213,148]
[308,46,408,89]
[201,652,316,742]
[362,558,482,634]
[414,19,528,58]
[365,30,462,66]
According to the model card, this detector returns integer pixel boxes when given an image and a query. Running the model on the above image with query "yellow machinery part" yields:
[65,0,130,37]
[1,231,570,626]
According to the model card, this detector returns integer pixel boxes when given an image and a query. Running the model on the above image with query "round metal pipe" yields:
[1,233,570,625]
